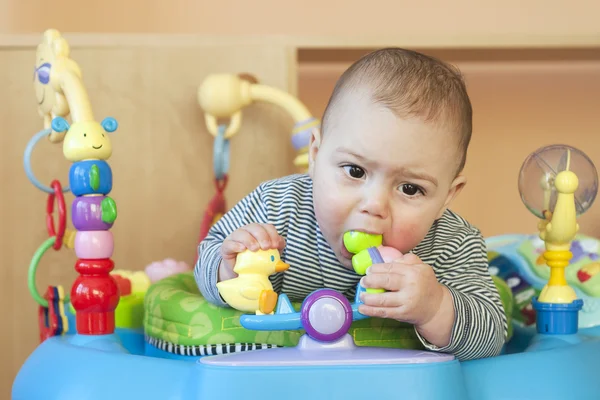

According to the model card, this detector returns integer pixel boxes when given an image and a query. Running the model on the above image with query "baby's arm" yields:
[415,230,508,361]
[195,185,270,306]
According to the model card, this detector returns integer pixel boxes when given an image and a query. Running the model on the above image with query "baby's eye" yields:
[343,165,366,179]
[400,184,423,196]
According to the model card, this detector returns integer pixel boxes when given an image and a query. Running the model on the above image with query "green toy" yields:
[344,231,402,293]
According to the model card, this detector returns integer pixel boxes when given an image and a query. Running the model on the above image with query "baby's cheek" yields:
[315,192,341,228]
[314,183,348,238]
[386,222,424,253]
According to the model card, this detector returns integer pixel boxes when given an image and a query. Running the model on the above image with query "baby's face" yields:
[309,90,465,269]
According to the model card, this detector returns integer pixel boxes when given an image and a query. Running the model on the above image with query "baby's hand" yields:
[358,253,446,327]
[219,223,286,279]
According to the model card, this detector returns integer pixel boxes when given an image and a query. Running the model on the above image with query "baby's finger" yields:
[261,224,286,249]
[369,255,418,270]
[365,262,405,276]
[360,291,403,308]
[227,229,261,252]
[361,272,404,292]
[276,236,286,250]
[221,239,248,256]
[357,304,403,321]
[243,224,275,250]
[395,253,421,264]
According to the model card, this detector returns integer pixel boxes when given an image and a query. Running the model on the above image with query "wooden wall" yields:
[0,36,298,396]
[2,0,600,43]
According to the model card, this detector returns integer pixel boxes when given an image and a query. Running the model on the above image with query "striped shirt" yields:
[195,174,507,361]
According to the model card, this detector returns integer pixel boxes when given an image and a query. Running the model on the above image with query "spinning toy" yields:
[519,145,598,334]
[12,29,600,400]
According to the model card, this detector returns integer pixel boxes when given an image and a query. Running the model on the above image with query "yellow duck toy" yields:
[216,249,290,314]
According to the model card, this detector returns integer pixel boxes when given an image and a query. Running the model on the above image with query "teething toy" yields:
[343,231,402,293]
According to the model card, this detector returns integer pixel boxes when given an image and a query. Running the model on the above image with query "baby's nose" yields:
[359,191,389,219]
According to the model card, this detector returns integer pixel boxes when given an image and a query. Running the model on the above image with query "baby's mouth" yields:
[340,240,353,259]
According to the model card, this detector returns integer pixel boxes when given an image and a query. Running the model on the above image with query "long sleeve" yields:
[414,229,508,361]
[194,185,270,306]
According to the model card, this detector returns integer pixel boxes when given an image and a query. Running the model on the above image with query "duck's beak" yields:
[275,260,290,272]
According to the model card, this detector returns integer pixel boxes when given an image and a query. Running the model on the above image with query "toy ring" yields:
[28,236,71,308]
[213,125,230,180]
[205,112,242,139]
[46,180,66,250]
[24,129,70,194]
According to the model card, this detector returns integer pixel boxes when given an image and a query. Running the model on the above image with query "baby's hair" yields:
[322,48,473,174]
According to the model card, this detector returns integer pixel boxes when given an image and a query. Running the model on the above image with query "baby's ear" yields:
[307,127,321,178]
[437,175,467,219]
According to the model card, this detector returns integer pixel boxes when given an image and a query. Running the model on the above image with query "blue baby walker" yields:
[13,29,600,400]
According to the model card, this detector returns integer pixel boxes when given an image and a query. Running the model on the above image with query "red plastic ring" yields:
[46,180,66,250]
[215,174,228,192]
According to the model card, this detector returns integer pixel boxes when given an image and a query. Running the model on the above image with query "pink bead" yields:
[74,230,114,259]
[377,246,403,262]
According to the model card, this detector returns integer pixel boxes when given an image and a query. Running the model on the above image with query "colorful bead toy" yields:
[25,29,121,337]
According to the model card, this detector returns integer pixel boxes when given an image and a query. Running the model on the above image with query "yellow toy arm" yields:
[52,61,95,123]
[198,73,320,171]
[34,29,71,143]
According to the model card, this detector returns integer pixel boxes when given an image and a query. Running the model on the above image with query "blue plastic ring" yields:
[213,125,230,180]
[24,129,70,194]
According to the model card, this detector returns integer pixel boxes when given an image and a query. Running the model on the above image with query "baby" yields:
[196,48,507,361]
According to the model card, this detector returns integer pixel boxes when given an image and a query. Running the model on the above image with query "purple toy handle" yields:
[368,247,384,264]
[300,289,353,342]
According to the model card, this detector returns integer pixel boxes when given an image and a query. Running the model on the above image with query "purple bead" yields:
[72,196,113,231]
[300,289,353,342]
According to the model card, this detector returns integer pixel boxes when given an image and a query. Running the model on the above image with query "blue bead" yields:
[69,160,112,196]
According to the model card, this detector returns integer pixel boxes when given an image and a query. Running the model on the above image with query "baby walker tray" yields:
[192,285,465,399]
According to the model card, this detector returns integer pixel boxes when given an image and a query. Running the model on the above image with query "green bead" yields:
[343,231,382,254]
[101,196,118,224]
[352,249,373,275]
[366,288,386,294]
[90,164,100,191]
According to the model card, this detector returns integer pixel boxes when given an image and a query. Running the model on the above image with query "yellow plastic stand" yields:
[537,150,579,303]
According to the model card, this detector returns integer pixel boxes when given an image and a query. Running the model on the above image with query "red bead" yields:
[71,259,120,335]
[112,274,132,296]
